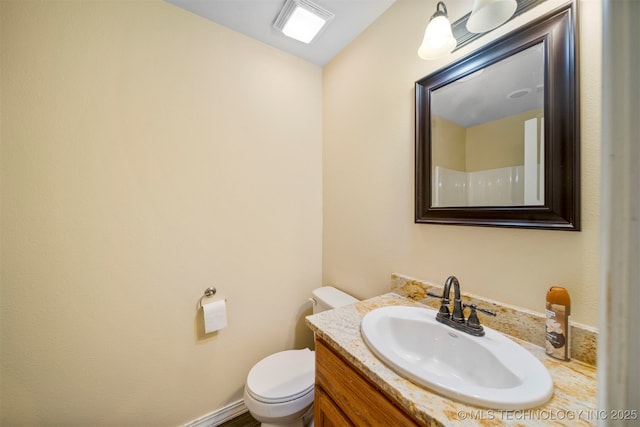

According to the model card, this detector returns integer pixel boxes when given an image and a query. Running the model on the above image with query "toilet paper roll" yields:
[203,299,227,333]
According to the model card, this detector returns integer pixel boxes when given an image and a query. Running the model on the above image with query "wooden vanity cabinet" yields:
[314,338,420,426]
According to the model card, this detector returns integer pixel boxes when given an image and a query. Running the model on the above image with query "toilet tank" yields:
[311,286,358,314]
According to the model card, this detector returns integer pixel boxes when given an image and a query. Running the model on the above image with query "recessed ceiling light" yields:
[506,88,531,99]
[274,0,334,44]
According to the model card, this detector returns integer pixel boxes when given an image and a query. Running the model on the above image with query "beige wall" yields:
[433,109,542,172]
[466,109,542,171]
[0,1,322,425]
[323,0,601,327]
[432,116,466,171]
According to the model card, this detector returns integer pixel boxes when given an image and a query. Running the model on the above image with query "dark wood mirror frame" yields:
[415,3,579,230]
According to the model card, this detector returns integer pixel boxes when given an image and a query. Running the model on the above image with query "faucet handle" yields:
[427,291,452,318]
[426,290,452,317]
[465,305,483,330]
[463,303,497,317]
[463,304,495,332]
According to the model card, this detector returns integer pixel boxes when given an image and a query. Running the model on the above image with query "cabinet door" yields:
[315,338,420,426]
[314,386,355,427]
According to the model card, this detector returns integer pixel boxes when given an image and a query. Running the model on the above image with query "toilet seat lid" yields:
[246,349,315,403]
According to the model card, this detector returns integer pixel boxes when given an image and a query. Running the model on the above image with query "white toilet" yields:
[243,286,358,427]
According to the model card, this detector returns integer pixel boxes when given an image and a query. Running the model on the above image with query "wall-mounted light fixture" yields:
[418,1,457,60]
[466,0,517,33]
[274,0,334,44]
[419,0,521,60]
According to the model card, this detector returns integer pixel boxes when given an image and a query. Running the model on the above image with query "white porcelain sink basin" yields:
[361,305,553,409]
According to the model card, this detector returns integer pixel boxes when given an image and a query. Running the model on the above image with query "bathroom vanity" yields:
[306,292,597,426]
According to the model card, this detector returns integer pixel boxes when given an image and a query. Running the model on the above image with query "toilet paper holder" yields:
[198,287,225,309]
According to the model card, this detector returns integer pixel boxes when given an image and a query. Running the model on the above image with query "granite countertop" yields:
[306,293,597,426]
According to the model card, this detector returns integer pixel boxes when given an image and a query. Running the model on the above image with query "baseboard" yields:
[183,400,248,427]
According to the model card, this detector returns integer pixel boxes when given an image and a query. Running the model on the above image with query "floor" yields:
[218,411,260,427]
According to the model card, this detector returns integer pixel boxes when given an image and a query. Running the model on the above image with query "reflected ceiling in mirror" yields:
[432,44,543,128]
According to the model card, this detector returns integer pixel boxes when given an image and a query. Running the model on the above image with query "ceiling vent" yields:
[274,0,334,44]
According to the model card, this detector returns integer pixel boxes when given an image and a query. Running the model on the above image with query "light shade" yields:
[418,2,457,60]
[466,0,518,33]
[274,0,334,44]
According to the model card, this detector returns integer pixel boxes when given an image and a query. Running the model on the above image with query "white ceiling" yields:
[432,43,544,128]
[164,0,536,126]
[164,0,397,66]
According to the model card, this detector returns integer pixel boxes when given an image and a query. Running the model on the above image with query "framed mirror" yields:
[415,3,579,230]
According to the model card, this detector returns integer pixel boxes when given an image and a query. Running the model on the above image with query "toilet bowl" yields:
[243,349,315,427]
[243,286,358,427]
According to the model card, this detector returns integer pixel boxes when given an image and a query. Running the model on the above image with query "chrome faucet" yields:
[431,275,496,337]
